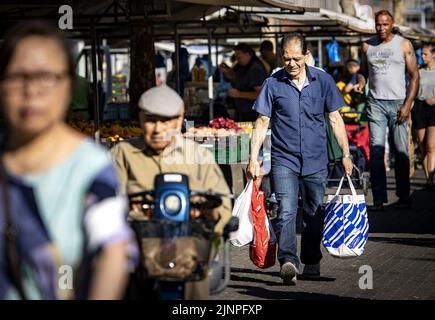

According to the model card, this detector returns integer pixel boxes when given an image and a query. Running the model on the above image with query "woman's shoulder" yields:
[61,130,113,179]
[74,138,111,166]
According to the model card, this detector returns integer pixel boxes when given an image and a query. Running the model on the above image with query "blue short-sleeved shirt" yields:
[233,60,267,113]
[253,66,345,176]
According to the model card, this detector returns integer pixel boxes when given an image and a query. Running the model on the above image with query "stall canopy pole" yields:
[208,28,214,121]
[215,38,219,70]
[275,31,280,69]
[318,39,323,69]
[174,23,180,94]
[91,19,101,143]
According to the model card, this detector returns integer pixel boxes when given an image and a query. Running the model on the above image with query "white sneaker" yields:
[302,264,320,278]
[280,262,298,285]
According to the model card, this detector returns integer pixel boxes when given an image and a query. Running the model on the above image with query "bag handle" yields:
[245,179,253,193]
[335,174,358,200]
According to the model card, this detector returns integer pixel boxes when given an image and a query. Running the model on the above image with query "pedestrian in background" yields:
[259,40,279,75]
[219,43,267,122]
[414,43,435,190]
[358,10,420,210]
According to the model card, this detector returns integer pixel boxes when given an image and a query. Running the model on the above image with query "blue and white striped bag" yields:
[323,175,369,258]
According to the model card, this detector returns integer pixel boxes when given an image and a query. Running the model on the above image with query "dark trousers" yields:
[271,165,327,269]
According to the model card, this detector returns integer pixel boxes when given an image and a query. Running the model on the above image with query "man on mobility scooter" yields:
[111,85,236,300]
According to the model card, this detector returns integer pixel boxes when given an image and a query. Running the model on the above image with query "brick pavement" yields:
[213,169,435,300]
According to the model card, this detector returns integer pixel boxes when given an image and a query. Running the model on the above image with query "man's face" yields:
[281,40,308,79]
[234,50,252,66]
[140,112,183,153]
[375,14,394,41]
[421,46,434,66]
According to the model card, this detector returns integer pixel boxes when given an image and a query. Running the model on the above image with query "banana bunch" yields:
[123,125,143,137]
[108,135,124,142]
[339,106,359,122]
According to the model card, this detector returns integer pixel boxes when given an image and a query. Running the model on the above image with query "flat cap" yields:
[138,84,184,117]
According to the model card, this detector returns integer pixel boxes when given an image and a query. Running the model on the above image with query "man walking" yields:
[248,33,353,285]
[358,10,419,210]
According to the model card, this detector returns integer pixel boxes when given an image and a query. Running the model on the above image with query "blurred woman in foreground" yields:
[0,21,136,299]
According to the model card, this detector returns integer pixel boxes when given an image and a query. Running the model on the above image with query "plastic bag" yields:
[326,39,341,64]
[229,180,254,247]
[249,182,276,269]
[323,175,369,258]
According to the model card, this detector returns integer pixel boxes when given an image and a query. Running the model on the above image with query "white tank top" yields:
[366,34,406,100]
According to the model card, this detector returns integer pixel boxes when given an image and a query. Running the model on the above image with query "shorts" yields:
[413,99,435,130]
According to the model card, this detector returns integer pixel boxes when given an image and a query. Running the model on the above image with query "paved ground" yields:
[213,168,435,300]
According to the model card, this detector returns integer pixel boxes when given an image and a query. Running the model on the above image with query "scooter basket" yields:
[130,219,215,282]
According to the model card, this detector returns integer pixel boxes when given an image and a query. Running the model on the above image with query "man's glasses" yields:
[1,71,69,91]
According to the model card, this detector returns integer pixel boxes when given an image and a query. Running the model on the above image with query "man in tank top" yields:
[357,10,420,211]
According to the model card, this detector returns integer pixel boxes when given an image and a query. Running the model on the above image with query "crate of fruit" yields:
[184,118,250,164]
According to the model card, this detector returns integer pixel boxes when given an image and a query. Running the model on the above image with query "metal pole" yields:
[174,23,180,94]
[91,19,100,143]
[421,0,427,29]
[275,31,280,68]
[215,38,219,70]
[318,39,323,69]
[97,34,104,119]
[208,28,214,121]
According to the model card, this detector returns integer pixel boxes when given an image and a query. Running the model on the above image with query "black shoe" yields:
[370,202,384,211]
[394,197,413,209]
[301,264,321,278]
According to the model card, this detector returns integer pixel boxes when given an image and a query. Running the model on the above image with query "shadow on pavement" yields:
[231,267,279,278]
[296,275,336,282]
[368,237,435,248]
[223,170,435,300]
[230,274,283,287]
[230,267,336,285]
[228,284,370,300]
[367,189,435,234]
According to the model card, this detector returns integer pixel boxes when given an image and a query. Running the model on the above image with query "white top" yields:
[418,67,435,101]
[366,35,407,100]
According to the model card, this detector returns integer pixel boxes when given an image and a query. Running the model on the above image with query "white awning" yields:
[173,0,321,12]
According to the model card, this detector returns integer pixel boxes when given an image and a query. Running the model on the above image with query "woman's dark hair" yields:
[422,42,435,53]
[0,20,76,87]
[280,32,308,55]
